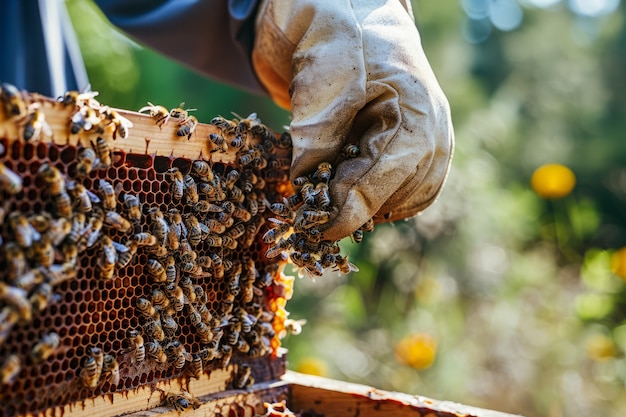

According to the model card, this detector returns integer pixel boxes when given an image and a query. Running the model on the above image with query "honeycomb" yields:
[0,86,295,416]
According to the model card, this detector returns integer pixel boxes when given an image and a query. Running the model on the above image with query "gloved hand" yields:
[252,0,454,242]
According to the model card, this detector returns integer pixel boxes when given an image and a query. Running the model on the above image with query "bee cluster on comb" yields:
[0,81,372,416]
[0,82,301,416]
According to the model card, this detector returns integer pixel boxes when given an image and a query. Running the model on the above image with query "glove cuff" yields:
[251,0,294,110]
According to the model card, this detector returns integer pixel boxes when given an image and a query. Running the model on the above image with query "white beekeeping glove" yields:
[253,0,454,241]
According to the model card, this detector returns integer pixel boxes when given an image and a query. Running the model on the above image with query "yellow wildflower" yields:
[295,357,328,377]
[610,247,626,281]
[530,164,576,199]
[395,333,437,370]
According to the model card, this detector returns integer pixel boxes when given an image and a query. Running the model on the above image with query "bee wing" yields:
[112,241,129,253]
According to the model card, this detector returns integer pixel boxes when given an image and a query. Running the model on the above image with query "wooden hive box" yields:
[0,85,520,417]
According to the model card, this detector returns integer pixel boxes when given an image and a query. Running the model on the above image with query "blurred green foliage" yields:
[67,1,626,416]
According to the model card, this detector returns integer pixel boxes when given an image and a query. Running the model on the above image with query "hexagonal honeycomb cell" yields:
[0,91,294,416]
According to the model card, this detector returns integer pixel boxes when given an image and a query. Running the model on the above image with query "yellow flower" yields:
[395,333,437,370]
[531,164,576,199]
[295,357,328,377]
[586,333,616,361]
[610,247,626,281]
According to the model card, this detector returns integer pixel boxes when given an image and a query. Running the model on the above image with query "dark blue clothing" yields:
[0,0,264,96]
[94,0,264,94]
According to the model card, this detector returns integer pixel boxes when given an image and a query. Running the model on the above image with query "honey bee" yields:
[334,254,359,274]
[169,102,196,121]
[146,340,167,364]
[196,303,212,324]
[165,283,186,312]
[195,321,214,344]
[218,344,233,368]
[30,236,55,267]
[75,147,98,178]
[45,262,77,287]
[340,143,360,159]
[1,82,27,120]
[352,229,364,244]
[105,211,132,232]
[143,318,165,342]
[165,257,177,284]
[146,207,168,242]
[314,182,331,208]
[224,169,240,190]
[124,328,145,364]
[100,106,133,139]
[230,135,245,149]
[209,132,228,153]
[166,340,191,370]
[237,151,255,167]
[210,253,224,278]
[262,218,291,244]
[187,353,203,379]
[22,104,52,142]
[0,282,32,323]
[290,252,324,279]
[58,86,99,108]
[146,258,167,283]
[102,354,120,385]
[135,297,157,320]
[160,309,179,337]
[90,137,111,169]
[183,174,199,204]
[292,176,310,191]
[265,237,291,259]
[132,232,158,246]
[31,332,60,363]
[28,282,54,312]
[38,163,65,195]
[222,235,238,251]
[5,242,28,282]
[166,167,185,200]
[70,106,100,134]
[199,344,218,363]
[151,288,170,311]
[194,284,208,304]
[360,218,375,232]
[233,364,253,389]
[313,162,332,183]
[81,346,103,388]
[98,179,116,210]
[66,182,96,213]
[115,240,136,268]
[183,214,203,247]
[0,161,22,195]
[138,102,170,127]
[211,115,238,134]
[0,354,21,385]
[285,192,304,209]
[302,210,330,226]
[122,193,142,223]
[192,160,214,181]
[283,318,307,336]
[164,390,201,411]
[177,115,198,140]
[269,200,294,220]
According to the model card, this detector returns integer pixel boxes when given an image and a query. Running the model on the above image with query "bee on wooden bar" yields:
[164,390,201,411]
[58,86,99,108]
[177,115,198,140]
[211,115,238,135]
[100,106,133,139]
[70,106,100,134]
[138,102,170,127]
[0,354,22,385]
[169,102,196,122]
[209,132,228,153]
[233,364,253,389]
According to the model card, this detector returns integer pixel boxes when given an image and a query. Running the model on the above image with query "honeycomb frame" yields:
[0,88,294,416]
